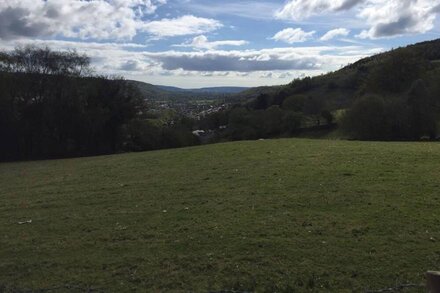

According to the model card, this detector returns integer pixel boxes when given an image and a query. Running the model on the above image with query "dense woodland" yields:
[0,46,197,161]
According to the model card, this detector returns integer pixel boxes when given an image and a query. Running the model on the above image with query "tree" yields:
[263,105,283,136]
[226,107,259,140]
[253,94,271,110]
[0,45,90,76]
[341,96,389,140]
[0,46,153,161]
[407,79,437,139]
[282,111,303,134]
[321,110,334,125]
[290,77,313,93]
[282,95,306,112]
[366,49,429,94]
[303,96,324,126]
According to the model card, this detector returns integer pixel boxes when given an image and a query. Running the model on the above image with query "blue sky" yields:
[0,0,439,88]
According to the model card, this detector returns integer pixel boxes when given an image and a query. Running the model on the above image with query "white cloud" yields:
[321,28,350,41]
[260,72,273,78]
[144,46,382,72]
[0,38,383,88]
[141,15,222,38]
[277,0,440,39]
[278,72,294,79]
[271,28,316,44]
[0,1,224,41]
[357,0,440,39]
[0,0,167,40]
[276,0,363,20]
[175,35,248,50]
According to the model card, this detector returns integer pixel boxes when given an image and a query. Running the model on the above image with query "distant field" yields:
[1,139,440,292]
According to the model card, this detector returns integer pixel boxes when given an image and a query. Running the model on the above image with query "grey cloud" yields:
[336,0,364,11]
[432,4,440,13]
[0,0,168,40]
[119,60,141,71]
[147,53,320,72]
[372,14,418,37]
[0,7,50,40]
[45,6,60,19]
[279,0,439,39]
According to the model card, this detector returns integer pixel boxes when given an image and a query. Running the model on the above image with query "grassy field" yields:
[1,139,440,292]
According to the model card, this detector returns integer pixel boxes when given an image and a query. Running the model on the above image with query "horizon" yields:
[1,0,440,88]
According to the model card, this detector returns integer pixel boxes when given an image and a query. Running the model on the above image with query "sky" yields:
[0,0,440,88]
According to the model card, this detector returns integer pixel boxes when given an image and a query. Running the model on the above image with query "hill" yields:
[157,85,249,94]
[126,80,168,99]
[128,80,248,101]
[204,38,440,142]
[235,38,440,109]
[1,138,439,292]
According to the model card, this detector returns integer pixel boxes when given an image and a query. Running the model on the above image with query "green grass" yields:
[1,139,440,292]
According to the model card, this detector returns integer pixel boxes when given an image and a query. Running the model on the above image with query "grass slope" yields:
[1,139,440,292]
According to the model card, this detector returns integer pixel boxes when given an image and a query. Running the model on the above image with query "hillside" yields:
[128,80,248,101]
[206,38,440,142]
[1,138,439,292]
[235,38,440,109]
[157,85,249,94]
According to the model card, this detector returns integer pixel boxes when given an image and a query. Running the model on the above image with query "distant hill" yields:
[127,80,167,99]
[157,85,249,94]
[127,80,248,101]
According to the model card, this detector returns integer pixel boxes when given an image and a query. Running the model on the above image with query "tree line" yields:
[197,87,336,142]
[0,46,197,161]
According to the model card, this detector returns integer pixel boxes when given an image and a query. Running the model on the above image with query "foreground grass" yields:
[1,139,440,292]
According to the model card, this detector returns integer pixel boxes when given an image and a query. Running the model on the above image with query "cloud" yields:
[433,4,440,13]
[357,0,440,39]
[321,28,350,41]
[145,49,318,72]
[336,0,364,11]
[119,60,143,71]
[175,35,248,50]
[271,28,316,44]
[260,72,273,78]
[278,72,294,79]
[276,0,363,20]
[277,0,440,39]
[0,0,168,40]
[260,71,296,79]
[144,46,380,72]
[0,1,224,41]
[0,7,51,40]
[141,15,222,38]
[0,38,383,84]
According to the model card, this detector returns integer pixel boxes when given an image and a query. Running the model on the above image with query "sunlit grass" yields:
[1,138,439,292]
